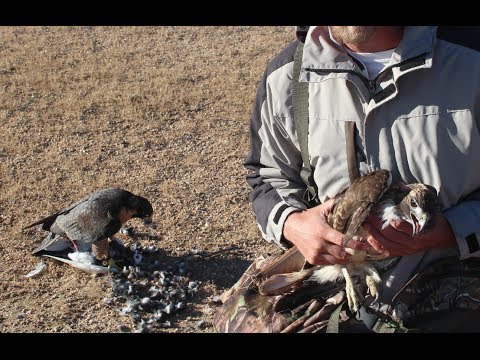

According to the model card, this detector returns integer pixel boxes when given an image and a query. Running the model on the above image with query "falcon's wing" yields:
[23,192,96,231]
[54,197,122,244]
[328,169,392,244]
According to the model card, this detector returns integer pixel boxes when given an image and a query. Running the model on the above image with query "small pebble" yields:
[202,306,214,315]
[118,325,130,333]
[120,227,134,236]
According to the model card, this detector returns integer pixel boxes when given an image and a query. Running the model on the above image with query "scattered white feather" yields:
[68,251,95,264]
[25,261,47,278]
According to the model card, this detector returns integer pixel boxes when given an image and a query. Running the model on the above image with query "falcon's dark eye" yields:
[410,199,417,208]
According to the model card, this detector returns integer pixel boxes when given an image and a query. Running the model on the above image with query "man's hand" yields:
[282,198,372,265]
[364,213,457,257]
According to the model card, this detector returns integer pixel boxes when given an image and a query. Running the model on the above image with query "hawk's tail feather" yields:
[258,269,314,296]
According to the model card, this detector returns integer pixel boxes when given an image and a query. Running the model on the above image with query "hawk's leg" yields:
[364,264,381,304]
[342,266,362,313]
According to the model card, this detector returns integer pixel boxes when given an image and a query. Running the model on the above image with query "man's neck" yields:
[344,27,404,53]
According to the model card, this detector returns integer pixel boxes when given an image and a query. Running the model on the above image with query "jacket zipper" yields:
[307,68,376,96]
[306,52,429,97]
[369,51,429,92]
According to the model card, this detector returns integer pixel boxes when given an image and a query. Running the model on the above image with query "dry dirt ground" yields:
[0,26,295,333]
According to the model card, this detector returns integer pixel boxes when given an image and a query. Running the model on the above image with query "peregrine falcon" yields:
[24,188,153,263]
[257,169,441,313]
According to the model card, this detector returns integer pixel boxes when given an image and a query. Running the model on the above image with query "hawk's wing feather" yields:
[328,170,392,244]
[53,190,127,244]
[343,201,376,243]
[31,233,72,255]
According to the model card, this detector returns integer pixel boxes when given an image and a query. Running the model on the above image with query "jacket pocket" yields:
[390,108,480,207]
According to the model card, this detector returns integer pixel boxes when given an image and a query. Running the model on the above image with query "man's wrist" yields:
[282,209,303,247]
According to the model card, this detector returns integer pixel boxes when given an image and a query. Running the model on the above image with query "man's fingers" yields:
[389,220,413,235]
[344,238,372,252]
[364,223,406,257]
[317,254,349,266]
[367,213,384,229]
[320,226,346,247]
[322,242,351,262]
[368,213,413,236]
[374,222,413,247]
[307,242,351,265]
[313,197,336,217]
[321,198,336,212]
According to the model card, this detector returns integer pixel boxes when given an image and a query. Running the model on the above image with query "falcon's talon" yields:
[107,258,122,272]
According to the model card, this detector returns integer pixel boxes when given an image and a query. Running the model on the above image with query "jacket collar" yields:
[301,26,437,72]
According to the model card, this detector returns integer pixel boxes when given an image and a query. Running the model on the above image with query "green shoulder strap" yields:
[292,41,319,205]
[292,40,361,206]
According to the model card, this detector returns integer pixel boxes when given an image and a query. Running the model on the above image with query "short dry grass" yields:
[0,26,295,332]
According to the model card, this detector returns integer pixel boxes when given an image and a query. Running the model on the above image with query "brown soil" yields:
[0,26,295,333]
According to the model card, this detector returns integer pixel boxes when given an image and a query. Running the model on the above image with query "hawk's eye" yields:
[410,199,417,208]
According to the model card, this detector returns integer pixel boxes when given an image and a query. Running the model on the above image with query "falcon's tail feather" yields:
[31,233,72,255]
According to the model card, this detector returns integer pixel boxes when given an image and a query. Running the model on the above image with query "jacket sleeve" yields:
[444,188,480,260]
[433,28,480,260]
[244,55,308,249]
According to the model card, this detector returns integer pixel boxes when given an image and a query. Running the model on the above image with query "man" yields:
[244,26,480,331]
